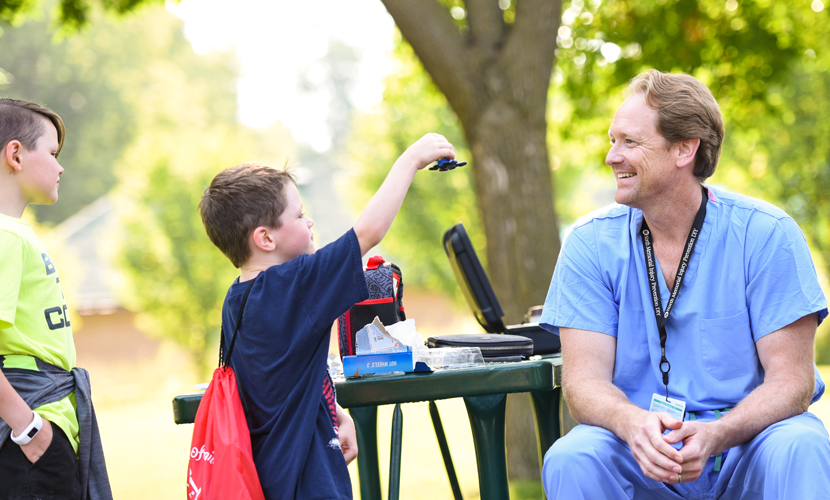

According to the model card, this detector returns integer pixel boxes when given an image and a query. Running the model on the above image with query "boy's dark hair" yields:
[200,162,297,268]
[0,98,66,157]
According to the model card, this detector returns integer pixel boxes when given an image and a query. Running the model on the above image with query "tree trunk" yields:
[381,0,562,481]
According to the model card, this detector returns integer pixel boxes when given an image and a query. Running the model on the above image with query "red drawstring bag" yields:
[188,279,264,500]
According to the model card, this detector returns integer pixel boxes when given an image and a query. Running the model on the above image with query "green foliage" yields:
[2,3,295,373]
[550,0,830,219]
[344,37,481,299]
[99,6,295,374]
[550,0,830,240]
[0,6,139,224]
[557,0,809,120]
[0,0,162,31]
[114,129,245,375]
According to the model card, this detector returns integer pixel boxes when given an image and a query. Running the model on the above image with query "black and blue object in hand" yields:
[429,157,467,172]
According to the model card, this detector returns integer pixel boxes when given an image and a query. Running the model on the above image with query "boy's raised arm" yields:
[354,133,455,256]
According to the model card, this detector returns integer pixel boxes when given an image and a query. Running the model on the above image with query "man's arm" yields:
[665,313,817,478]
[561,327,685,483]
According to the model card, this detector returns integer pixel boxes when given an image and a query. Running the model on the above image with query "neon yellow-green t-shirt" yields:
[0,213,79,454]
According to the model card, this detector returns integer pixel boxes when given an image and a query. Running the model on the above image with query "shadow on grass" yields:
[510,479,544,499]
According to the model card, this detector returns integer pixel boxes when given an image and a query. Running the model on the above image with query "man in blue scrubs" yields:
[541,70,830,499]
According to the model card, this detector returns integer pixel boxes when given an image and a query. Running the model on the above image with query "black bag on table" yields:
[427,333,533,362]
[442,223,561,355]
[337,255,405,359]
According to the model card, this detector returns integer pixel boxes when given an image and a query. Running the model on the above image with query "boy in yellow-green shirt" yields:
[0,98,111,499]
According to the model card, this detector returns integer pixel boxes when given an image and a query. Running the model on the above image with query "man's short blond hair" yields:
[627,70,724,181]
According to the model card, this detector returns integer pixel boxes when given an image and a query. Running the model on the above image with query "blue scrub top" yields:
[541,187,828,412]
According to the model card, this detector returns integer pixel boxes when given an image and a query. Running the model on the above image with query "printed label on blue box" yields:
[342,348,431,377]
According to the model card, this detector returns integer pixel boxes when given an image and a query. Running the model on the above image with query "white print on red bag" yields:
[190,445,215,464]
[188,468,202,500]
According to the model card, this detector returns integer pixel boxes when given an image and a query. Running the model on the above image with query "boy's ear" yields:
[250,226,277,252]
[4,140,23,172]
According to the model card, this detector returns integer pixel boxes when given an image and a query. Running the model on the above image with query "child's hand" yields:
[354,132,455,255]
[19,418,53,464]
[336,404,358,465]
[400,133,456,171]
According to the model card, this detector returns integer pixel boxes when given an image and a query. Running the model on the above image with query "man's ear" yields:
[675,138,700,170]
[4,140,23,172]
[250,226,276,252]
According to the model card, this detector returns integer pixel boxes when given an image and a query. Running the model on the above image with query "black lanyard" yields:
[641,186,708,400]
[219,276,257,368]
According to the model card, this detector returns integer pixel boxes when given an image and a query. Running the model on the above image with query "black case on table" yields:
[441,223,561,355]
[426,333,533,360]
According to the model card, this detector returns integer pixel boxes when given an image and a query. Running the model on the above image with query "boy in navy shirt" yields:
[199,133,456,499]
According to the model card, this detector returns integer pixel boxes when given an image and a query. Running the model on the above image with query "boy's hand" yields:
[19,418,53,464]
[336,404,358,465]
[399,133,456,171]
[354,132,457,255]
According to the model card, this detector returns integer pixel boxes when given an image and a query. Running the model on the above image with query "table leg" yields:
[349,406,382,500]
[388,404,403,500]
[463,393,509,500]
[529,388,562,477]
[429,401,464,500]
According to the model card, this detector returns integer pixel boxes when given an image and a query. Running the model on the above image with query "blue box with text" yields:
[342,348,431,378]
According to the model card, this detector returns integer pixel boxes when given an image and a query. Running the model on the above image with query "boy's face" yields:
[273,182,316,260]
[18,120,63,205]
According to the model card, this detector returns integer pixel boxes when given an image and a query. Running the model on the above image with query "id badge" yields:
[649,393,686,421]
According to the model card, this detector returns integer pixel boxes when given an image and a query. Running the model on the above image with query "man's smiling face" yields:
[606,93,677,209]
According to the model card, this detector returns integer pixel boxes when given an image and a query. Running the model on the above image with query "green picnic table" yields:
[173,354,563,500]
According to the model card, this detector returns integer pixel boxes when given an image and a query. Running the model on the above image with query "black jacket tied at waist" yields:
[0,356,113,500]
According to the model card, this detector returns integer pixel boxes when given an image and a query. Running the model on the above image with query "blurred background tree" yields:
[0,5,138,224]
[370,1,563,480]
[107,6,296,375]
[1,2,295,375]
[0,0,163,31]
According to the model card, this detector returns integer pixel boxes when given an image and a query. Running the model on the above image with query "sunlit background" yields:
[171,0,396,150]
[2,0,830,498]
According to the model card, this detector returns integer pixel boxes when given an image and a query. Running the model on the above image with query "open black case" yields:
[442,223,561,355]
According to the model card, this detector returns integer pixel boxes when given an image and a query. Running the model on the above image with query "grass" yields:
[92,344,830,500]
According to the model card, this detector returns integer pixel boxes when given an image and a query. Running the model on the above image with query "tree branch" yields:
[500,0,561,120]
[380,0,475,121]
[466,0,506,56]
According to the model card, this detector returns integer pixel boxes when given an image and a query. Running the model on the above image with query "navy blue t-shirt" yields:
[221,229,369,500]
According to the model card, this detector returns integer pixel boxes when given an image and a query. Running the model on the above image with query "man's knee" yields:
[543,425,646,499]
[753,413,830,461]
[723,413,830,497]
[543,424,623,474]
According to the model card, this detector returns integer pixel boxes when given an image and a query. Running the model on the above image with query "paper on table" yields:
[355,317,409,354]
[385,319,427,352]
